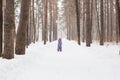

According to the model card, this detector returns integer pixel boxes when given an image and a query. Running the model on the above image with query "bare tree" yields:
[100,0,104,45]
[85,0,91,46]
[2,0,15,59]
[75,0,80,45]
[44,0,48,44]
[49,0,53,42]
[15,0,31,55]
[53,0,58,41]
[0,0,2,57]
[116,0,120,42]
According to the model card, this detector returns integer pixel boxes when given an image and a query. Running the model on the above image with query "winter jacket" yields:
[57,38,62,51]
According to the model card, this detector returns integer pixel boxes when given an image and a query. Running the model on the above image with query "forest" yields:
[0,0,120,59]
[0,0,120,80]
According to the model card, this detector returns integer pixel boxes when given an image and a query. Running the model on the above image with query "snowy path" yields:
[0,39,120,80]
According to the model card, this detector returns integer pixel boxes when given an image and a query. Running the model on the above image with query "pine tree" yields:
[2,0,15,59]
[44,0,48,44]
[86,0,91,47]
[100,0,104,45]
[15,0,31,55]
[0,0,2,57]
[75,0,80,45]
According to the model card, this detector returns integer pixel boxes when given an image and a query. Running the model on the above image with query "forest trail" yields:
[0,39,120,80]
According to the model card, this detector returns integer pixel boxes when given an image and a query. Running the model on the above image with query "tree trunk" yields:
[82,0,85,42]
[118,0,120,41]
[86,0,91,47]
[0,0,2,57]
[116,0,120,41]
[109,0,113,42]
[44,0,48,44]
[116,0,120,42]
[42,0,44,41]
[100,0,104,45]
[49,0,52,42]
[106,0,109,42]
[90,0,93,43]
[15,0,31,55]
[32,0,36,43]
[75,0,80,45]
[2,0,15,59]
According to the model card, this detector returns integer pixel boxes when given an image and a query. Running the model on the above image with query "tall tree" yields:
[66,0,70,40]
[0,0,2,57]
[2,0,15,59]
[44,0,48,44]
[49,0,53,42]
[82,0,86,42]
[100,0,104,45]
[53,0,58,41]
[105,0,109,41]
[75,0,80,45]
[90,0,93,43]
[86,0,91,46]
[15,0,31,55]
[30,0,36,43]
[32,0,36,43]
[116,0,120,42]
[118,0,120,41]
[119,0,120,40]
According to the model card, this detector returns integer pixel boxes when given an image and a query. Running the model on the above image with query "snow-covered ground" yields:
[0,39,120,80]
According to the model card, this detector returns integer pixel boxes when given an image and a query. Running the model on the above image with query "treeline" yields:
[64,0,120,46]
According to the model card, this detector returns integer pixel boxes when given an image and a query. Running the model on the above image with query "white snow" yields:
[0,39,120,80]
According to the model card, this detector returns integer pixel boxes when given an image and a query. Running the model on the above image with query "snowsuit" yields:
[57,38,62,52]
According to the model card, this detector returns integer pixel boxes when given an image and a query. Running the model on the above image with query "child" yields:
[57,38,62,52]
